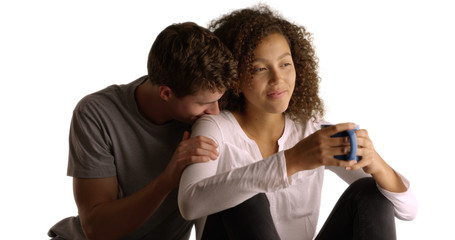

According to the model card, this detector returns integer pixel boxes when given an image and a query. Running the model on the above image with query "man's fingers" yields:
[193,147,219,160]
[181,131,191,141]
[177,135,219,161]
[181,134,217,149]
[187,136,219,156]
[186,156,212,165]
[193,135,218,148]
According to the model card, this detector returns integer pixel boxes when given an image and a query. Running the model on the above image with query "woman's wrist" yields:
[284,149,298,176]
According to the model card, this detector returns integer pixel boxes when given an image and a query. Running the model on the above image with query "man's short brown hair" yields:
[147,22,237,98]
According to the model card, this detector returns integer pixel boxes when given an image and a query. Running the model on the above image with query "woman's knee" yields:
[203,193,280,240]
[232,193,270,212]
[348,177,394,211]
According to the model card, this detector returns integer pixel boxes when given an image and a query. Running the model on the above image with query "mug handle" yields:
[346,129,357,161]
[321,124,359,161]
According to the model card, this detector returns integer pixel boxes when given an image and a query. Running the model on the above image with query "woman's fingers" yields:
[320,123,358,136]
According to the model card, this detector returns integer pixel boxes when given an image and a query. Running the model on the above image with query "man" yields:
[48,22,237,240]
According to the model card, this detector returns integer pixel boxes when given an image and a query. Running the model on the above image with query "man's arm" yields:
[74,175,172,240]
[74,132,218,240]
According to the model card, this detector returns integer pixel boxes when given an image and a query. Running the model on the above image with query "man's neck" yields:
[135,81,172,125]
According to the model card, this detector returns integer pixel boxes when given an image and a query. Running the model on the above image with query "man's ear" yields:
[158,85,173,101]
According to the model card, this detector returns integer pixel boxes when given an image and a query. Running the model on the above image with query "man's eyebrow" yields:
[200,99,219,104]
[198,96,222,104]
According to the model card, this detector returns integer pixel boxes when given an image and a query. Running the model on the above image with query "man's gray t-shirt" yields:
[48,76,193,239]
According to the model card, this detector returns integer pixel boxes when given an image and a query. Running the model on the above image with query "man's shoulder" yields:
[73,87,117,115]
[74,76,146,112]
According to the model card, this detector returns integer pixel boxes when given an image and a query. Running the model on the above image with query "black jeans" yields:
[202,193,281,240]
[202,177,396,240]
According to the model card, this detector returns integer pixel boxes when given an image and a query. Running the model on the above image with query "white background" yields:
[1,0,453,239]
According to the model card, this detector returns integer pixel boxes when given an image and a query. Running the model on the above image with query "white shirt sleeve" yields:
[179,152,289,220]
[376,172,418,220]
[178,116,289,220]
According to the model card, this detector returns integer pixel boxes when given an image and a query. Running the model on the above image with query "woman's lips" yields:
[267,90,286,99]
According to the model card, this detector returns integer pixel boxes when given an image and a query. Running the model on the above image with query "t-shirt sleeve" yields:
[178,116,289,220]
[67,98,117,178]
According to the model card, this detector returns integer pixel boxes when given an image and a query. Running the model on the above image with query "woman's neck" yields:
[233,110,285,159]
[233,110,285,143]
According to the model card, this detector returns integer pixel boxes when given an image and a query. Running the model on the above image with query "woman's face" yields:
[241,33,296,115]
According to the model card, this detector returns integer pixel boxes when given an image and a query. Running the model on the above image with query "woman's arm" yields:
[327,128,418,221]
[178,116,289,220]
[347,129,407,192]
[179,153,288,220]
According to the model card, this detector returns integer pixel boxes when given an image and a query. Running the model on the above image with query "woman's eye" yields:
[254,67,267,72]
[282,62,292,67]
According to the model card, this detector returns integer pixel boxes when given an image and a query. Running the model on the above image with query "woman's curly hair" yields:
[209,4,324,121]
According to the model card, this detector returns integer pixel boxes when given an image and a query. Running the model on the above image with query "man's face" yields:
[168,89,224,124]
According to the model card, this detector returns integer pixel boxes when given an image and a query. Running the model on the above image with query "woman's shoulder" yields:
[192,110,238,134]
[191,110,241,147]
[197,110,236,126]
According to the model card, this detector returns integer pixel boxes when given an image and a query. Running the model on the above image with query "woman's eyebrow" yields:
[253,52,292,62]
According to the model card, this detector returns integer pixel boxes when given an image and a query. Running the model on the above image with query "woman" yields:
[179,5,417,240]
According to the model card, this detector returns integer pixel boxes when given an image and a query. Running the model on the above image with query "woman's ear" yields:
[158,85,173,101]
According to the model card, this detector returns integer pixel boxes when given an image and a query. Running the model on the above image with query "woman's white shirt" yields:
[178,111,417,240]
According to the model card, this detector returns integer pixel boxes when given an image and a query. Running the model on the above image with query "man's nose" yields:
[205,101,220,115]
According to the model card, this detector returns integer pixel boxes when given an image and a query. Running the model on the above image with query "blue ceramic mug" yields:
[321,124,360,161]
